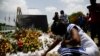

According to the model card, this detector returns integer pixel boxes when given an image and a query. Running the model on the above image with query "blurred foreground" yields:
[0,29,60,56]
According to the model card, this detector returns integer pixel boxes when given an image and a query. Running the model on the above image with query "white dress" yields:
[67,24,100,56]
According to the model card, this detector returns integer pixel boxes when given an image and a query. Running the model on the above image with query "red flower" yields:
[17,39,23,48]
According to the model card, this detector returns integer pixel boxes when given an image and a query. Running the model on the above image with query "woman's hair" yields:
[51,21,66,36]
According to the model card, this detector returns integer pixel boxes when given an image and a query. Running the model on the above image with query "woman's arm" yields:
[62,27,81,46]
[42,38,61,56]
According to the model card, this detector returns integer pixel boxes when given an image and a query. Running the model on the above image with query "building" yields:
[16,15,48,32]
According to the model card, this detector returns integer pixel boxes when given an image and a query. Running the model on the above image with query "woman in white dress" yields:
[42,21,100,56]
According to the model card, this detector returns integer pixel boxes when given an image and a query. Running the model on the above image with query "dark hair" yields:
[55,12,58,15]
[60,10,64,14]
[51,22,66,36]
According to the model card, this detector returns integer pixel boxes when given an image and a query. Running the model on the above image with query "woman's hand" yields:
[61,40,68,47]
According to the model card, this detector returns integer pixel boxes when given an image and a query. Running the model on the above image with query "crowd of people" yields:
[53,10,69,24]
[42,0,100,56]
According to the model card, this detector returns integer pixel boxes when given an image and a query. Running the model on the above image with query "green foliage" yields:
[0,23,6,30]
[69,11,85,24]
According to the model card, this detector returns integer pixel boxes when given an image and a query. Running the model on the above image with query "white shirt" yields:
[67,24,100,56]
[60,14,69,23]
[67,24,97,48]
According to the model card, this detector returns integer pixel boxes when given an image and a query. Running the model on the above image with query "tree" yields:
[69,11,85,24]
[0,23,6,30]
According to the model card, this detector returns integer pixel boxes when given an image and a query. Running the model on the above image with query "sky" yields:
[0,0,100,26]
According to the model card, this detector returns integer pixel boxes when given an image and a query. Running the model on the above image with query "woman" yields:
[42,21,100,56]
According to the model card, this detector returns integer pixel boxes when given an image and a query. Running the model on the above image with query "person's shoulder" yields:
[66,23,76,33]
[68,23,75,26]
[67,23,76,29]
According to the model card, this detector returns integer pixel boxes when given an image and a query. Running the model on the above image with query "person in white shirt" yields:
[42,20,100,56]
[60,10,69,23]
